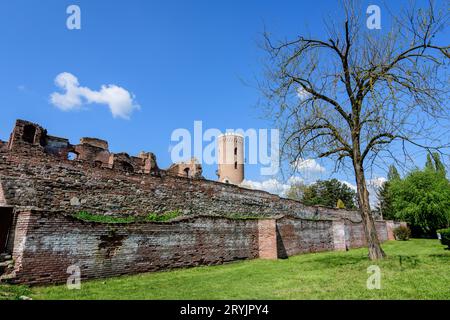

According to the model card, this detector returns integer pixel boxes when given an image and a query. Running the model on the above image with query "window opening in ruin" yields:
[94,160,103,168]
[120,161,134,173]
[22,125,36,144]
[67,152,78,161]
[184,167,190,177]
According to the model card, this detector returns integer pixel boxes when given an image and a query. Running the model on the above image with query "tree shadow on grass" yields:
[296,254,368,269]
[428,253,450,259]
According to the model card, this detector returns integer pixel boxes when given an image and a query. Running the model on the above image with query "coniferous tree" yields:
[431,152,446,176]
[387,165,400,181]
[425,154,435,171]
[376,165,400,220]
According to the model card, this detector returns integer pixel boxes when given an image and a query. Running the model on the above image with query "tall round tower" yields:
[217,133,244,185]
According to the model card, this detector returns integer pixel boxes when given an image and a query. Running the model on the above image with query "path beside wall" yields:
[2,210,397,285]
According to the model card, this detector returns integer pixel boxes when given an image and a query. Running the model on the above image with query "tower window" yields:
[234,147,237,155]
[234,161,237,169]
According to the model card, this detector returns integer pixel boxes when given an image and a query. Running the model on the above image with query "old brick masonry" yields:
[0,120,405,285]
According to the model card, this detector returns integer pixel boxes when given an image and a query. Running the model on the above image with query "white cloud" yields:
[340,180,357,191]
[339,177,387,208]
[240,176,304,197]
[50,72,140,119]
[367,177,387,208]
[292,158,326,175]
[368,177,387,189]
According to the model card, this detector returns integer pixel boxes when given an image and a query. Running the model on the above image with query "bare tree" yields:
[260,0,449,259]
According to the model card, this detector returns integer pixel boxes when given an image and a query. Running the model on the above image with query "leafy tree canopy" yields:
[299,179,356,209]
[376,165,400,220]
[286,181,308,201]
[390,168,450,235]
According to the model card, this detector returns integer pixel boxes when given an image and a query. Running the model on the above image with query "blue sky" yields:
[0,0,448,199]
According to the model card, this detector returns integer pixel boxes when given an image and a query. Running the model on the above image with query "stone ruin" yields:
[0,119,405,285]
[5,119,165,176]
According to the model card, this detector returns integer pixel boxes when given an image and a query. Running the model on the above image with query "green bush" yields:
[390,168,450,236]
[393,226,411,241]
[437,228,450,249]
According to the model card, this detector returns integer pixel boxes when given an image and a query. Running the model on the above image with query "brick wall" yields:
[258,219,278,259]
[9,210,260,285]
[275,216,335,258]
[0,120,404,285]
[4,210,393,285]
[344,220,389,249]
[0,150,361,222]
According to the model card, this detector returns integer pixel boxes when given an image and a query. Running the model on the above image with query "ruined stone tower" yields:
[217,133,244,185]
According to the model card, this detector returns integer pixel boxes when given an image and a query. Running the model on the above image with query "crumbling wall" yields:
[0,152,361,220]
[74,138,110,165]
[8,210,260,285]
[4,210,393,285]
[4,119,160,174]
[167,158,203,179]
[0,119,364,220]
[0,119,404,285]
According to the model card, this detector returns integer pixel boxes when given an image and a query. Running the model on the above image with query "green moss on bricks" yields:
[73,210,183,224]
[73,212,136,224]
[73,211,273,224]
[145,210,182,222]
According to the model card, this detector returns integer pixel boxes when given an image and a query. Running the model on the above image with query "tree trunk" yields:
[354,159,386,260]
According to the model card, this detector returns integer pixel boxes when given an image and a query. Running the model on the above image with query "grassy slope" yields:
[2,239,449,300]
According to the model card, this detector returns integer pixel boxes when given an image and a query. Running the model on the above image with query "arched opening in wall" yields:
[183,167,190,178]
[22,125,36,144]
[93,160,103,168]
[67,152,78,161]
[234,147,237,155]
[234,161,238,169]
[224,179,230,184]
[117,161,134,173]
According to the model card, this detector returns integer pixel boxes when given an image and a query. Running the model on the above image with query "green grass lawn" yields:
[1,239,449,300]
